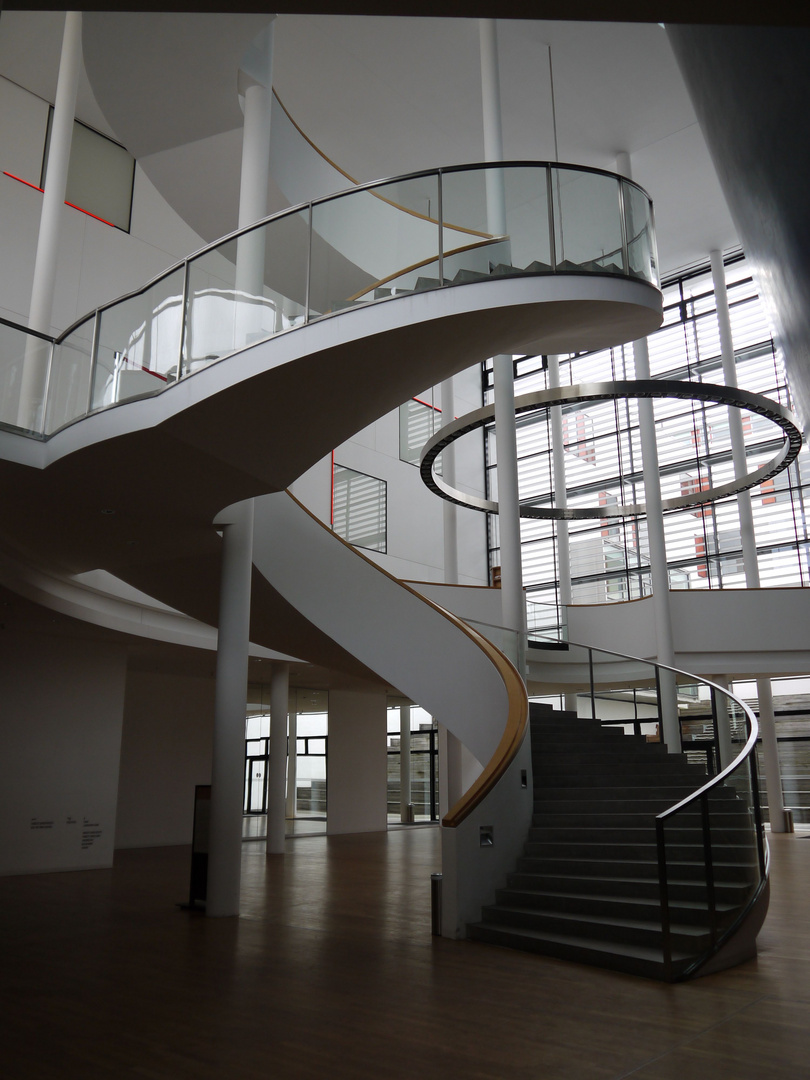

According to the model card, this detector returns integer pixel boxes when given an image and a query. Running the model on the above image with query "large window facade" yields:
[483,254,810,612]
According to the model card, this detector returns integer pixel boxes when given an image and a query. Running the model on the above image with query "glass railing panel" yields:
[44,316,93,434]
[308,175,440,315]
[92,268,184,410]
[440,165,552,283]
[622,180,658,285]
[550,166,625,276]
[184,208,309,375]
[0,320,52,434]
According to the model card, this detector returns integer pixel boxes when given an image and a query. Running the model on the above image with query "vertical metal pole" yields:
[656,818,672,981]
[437,170,444,286]
[179,257,191,381]
[709,687,719,778]
[546,167,557,270]
[618,177,629,275]
[589,648,597,721]
[701,793,718,944]
[87,310,100,414]
[304,203,313,323]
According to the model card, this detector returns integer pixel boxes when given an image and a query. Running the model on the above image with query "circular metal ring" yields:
[419,380,803,520]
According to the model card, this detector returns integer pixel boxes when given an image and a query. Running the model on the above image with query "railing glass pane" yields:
[440,166,552,282]
[184,208,309,374]
[622,180,657,285]
[45,317,93,434]
[92,268,185,409]
[308,175,440,316]
[550,167,625,276]
[0,322,51,434]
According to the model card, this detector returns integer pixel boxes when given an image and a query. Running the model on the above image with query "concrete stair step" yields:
[478,903,712,952]
[467,922,692,980]
[506,871,751,905]
[494,886,737,926]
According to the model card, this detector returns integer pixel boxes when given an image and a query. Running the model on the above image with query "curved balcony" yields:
[0,161,658,439]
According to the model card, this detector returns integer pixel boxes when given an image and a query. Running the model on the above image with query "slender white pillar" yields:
[207,500,255,916]
[18,11,81,430]
[285,707,297,821]
[480,19,525,648]
[234,19,275,351]
[399,705,412,822]
[710,250,786,831]
[266,662,290,854]
[441,377,459,584]
[709,675,735,771]
[616,152,679,751]
[547,355,572,609]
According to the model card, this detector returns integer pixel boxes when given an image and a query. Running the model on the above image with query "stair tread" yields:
[469,922,693,965]
[484,904,711,937]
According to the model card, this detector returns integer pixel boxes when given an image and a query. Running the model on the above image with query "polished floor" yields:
[2,827,810,1079]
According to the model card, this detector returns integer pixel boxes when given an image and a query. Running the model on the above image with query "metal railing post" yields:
[437,170,444,286]
[588,648,596,721]
[179,257,191,381]
[86,309,101,415]
[304,202,313,323]
[656,817,672,981]
[701,792,718,945]
[546,166,557,271]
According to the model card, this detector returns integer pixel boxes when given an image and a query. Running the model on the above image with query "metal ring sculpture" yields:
[419,380,803,520]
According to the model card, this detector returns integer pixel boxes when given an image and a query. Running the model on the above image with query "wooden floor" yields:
[2,827,810,1079]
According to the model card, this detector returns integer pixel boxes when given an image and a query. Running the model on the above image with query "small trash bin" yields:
[430,872,442,936]
[784,808,795,833]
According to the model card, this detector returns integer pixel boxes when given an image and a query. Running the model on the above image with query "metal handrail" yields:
[1,159,658,443]
[467,616,767,980]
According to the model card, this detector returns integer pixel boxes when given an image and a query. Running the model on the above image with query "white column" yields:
[266,662,289,854]
[480,19,525,648]
[710,250,760,577]
[616,152,679,752]
[709,675,735,771]
[207,500,255,916]
[399,704,412,822]
[547,354,572,609]
[710,250,786,831]
[234,18,275,352]
[18,11,82,430]
[285,707,297,821]
[264,656,289,851]
[441,376,459,584]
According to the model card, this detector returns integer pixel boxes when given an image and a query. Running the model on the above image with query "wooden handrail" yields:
[283,489,528,829]
[273,89,493,240]
[344,236,508,304]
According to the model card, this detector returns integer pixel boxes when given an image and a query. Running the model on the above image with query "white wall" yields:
[326,688,388,835]
[115,669,215,849]
[0,632,127,875]
[0,74,208,333]
[290,364,488,587]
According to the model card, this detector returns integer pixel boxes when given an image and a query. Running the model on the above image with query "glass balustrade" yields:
[45,315,93,434]
[0,162,657,439]
[92,266,185,410]
[0,319,52,434]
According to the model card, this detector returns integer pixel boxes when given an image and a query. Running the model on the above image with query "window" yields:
[42,111,135,231]
[332,464,386,552]
[399,396,442,465]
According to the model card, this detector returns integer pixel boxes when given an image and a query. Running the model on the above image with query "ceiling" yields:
[1,11,738,277]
